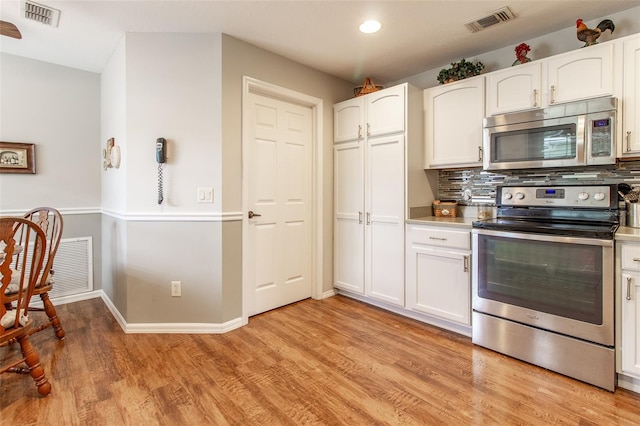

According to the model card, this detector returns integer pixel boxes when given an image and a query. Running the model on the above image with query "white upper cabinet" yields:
[334,97,364,143]
[486,41,617,116]
[546,42,614,105]
[486,62,542,116]
[621,35,640,157]
[424,76,484,168]
[366,84,406,137]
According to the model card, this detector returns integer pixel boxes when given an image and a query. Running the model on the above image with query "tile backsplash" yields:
[439,161,640,205]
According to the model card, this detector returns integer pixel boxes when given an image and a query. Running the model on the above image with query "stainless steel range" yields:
[472,184,619,391]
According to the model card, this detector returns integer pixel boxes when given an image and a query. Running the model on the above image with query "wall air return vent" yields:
[23,1,61,27]
[464,6,515,33]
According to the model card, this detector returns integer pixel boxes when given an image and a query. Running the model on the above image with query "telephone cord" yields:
[158,163,164,205]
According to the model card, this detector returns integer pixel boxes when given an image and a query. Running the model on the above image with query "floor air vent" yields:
[23,1,61,27]
[465,7,515,33]
[48,237,93,299]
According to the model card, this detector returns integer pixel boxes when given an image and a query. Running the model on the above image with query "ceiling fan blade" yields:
[0,20,22,39]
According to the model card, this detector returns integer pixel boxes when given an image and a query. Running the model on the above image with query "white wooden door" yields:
[365,134,405,305]
[246,93,313,316]
[333,140,365,293]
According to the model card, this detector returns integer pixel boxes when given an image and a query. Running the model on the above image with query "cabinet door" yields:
[424,77,484,168]
[547,43,614,104]
[622,36,640,156]
[365,134,405,306]
[406,245,470,325]
[486,62,542,115]
[621,271,640,377]
[334,97,364,143]
[334,140,365,293]
[366,84,406,137]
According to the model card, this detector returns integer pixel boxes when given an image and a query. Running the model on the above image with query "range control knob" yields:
[578,192,589,200]
[594,192,606,201]
[503,192,513,200]
[515,192,525,200]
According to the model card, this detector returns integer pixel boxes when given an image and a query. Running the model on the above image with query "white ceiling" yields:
[0,0,638,84]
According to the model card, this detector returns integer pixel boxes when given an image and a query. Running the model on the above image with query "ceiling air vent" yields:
[464,6,515,33]
[23,1,61,27]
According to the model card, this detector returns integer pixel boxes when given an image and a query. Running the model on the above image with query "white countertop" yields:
[616,226,640,242]
[406,217,640,242]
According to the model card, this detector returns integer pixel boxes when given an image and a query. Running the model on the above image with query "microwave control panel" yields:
[499,185,614,208]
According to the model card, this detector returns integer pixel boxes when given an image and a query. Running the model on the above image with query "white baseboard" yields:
[315,289,337,300]
[99,290,244,334]
[617,373,640,393]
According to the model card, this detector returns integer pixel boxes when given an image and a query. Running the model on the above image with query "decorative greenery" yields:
[437,58,485,84]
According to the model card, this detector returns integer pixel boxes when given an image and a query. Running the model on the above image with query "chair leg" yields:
[39,291,65,340]
[17,334,52,396]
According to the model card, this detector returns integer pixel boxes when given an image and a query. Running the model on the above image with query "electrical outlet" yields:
[171,281,182,297]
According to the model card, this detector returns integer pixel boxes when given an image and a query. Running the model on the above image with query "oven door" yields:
[472,228,614,346]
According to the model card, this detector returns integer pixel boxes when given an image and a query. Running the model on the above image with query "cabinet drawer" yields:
[621,243,640,271]
[408,225,470,250]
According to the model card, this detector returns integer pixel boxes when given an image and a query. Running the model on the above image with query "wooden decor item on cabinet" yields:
[424,76,484,169]
[333,83,425,307]
[618,240,640,381]
[621,35,640,158]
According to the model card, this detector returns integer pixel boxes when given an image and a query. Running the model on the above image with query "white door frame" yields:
[241,76,324,324]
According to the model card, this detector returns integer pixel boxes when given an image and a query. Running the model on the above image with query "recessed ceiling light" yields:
[359,20,381,34]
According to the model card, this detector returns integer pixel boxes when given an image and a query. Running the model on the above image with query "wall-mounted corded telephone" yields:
[156,138,166,204]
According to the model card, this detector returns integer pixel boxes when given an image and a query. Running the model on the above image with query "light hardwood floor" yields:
[2,295,640,425]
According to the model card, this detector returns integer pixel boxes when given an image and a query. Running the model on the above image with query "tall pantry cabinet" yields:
[333,83,426,307]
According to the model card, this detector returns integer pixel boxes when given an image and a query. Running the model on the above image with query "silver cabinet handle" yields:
[367,123,371,137]
[627,276,633,301]
[463,255,469,272]
[550,85,556,104]
[633,257,640,262]
[366,212,371,225]
[627,131,632,152]
[478,146,483,162]
[358,125,362,139]
[533,89,538,107]
[358,211,363,224]
[429,236,447,241]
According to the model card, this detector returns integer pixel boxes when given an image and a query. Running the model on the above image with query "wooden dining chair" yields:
[0,216,52,396]
[4,207,65,340]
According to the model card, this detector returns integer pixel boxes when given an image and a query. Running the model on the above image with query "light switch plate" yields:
[197,187,213,203]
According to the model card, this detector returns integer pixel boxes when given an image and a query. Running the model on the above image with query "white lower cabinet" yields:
[406,224,471,326]
[618,241,640,379]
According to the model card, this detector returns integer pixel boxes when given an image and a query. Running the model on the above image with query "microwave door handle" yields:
[577,115,587,164]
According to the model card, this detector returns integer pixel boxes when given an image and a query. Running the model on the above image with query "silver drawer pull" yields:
[627,131,632,152]
[463,255,469,272]
[633,257,640,262]
[627,276,633,301]
[429,236,447,241]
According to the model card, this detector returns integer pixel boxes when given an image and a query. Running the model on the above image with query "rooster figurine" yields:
[576,18,615,47]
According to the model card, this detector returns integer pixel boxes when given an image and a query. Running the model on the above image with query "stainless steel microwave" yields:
[483,97,617,170]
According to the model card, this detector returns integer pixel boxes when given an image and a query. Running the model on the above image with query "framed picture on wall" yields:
[0,142,36,174]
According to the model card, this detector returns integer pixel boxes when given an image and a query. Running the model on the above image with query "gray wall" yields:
[393,7,640,90]
[0,53,103,291]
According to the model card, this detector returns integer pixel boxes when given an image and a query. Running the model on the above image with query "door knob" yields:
[248,210,261,219]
